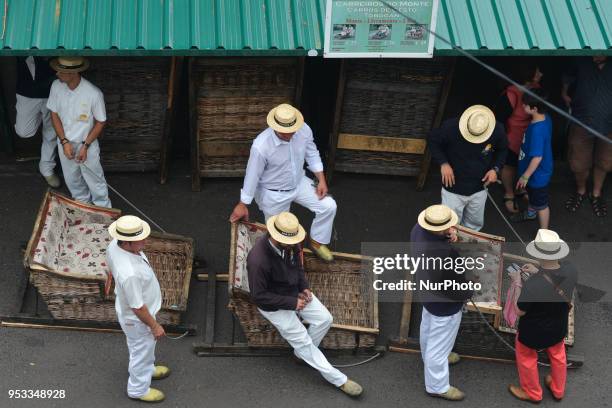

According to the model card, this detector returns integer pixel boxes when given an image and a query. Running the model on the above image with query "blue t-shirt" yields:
[518,115,553,188]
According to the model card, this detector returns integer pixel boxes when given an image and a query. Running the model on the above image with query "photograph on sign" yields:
[324,0,439,58]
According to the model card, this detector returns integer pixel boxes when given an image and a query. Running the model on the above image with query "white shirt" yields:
[46,77,106,143]
[106,239,162,322]
[240,124,324,205]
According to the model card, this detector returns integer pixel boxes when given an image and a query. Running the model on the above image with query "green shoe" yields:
[340,379,363,397]
[152,365,171,380]
[448,352,461,365]
[429,386,465,401]
[310,240,334,262]
[132,388,165,403]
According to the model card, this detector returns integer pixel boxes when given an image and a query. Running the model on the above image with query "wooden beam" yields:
[398,273,414,342]
[188,57,201,192]
[204,270,217,345]
[330,324,380,335]
[196,273,228,282]
[159,56,180,185]
[337,133,426,154]
[200,141,251,157]
[326,59,346,185]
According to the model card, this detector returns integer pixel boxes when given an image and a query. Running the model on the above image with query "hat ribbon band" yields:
[117,228,144,237]
[274,115,297,128]
[424,216,451,227]
[274,222,298,237]
[57,62,85,70]
[534,242,561,255]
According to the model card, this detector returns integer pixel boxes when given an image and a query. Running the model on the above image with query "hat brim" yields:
[459,105,496,144]
[525,240,570,261]
[267,106,304,134]
[50,58,90,73]
[266,215,306,245]
[108,220,151,242]
[417,208,459,232]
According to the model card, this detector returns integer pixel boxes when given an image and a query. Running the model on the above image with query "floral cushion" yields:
[233,223,266,293]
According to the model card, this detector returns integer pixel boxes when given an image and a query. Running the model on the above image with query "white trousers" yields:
[119,319,156,398]
[58,139,111,208]
[255,175,337,244]
[258,294,347,387]
[419,308,462,394]
[441,188,487,231]
[14,94,57,176]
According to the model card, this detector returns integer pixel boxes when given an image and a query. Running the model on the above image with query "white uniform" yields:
[240,125,337,244]
[15,57,57,177]
[106,239,162,399]
[46,77,111,208]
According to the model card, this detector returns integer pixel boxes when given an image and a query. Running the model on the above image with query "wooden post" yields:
[397,272,414,342]
[188,58,201,192]
[294,57,305,109]
[326,59,347,185]
[159,57,182,185]
[416,57,457,191]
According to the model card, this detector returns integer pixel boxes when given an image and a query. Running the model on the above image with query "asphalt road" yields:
[0,159,610,408]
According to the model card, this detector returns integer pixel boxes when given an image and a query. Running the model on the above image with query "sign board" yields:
[324,0,439,58]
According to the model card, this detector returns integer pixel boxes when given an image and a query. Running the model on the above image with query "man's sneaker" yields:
[429,386,465,401]
[339,379,363,397]
[310,239,334,262]
[448,352,461,365]
[43,174,61,188]
[152,365,171,380]
[131,388,165,403]
[508,384,541,404]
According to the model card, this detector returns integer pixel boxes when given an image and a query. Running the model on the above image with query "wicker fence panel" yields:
[86,57,171,172]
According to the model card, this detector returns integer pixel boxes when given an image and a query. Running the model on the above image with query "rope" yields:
[165,331,189,340]
[331,352,381,368]
[377,0,612,146]
[79,162,167,233]
[484,185,526,246]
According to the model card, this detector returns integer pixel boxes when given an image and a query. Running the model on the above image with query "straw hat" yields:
[459,105,496,144]
[526,229,569,260]
[266,212,306,245]
[50,56,90,73]
[108,215,151,242]
[417,204,459,232]
[267,104,304,134]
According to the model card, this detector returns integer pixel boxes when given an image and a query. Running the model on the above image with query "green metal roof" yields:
[0,0,610,56]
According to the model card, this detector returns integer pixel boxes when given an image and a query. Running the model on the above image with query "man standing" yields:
[107,215,170,403]
[247,211,363,397]
[428,105,507,231]
[14,56,60,187]
[230,103,336,261]
[562,56,612,217]
[411,204,472,401]
[46,57,111,208]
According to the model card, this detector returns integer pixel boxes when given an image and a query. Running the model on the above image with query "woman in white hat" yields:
[410,204,473,401]
[106,216,170,403]
[427,105,508,231]
[507,229,577,403]
[247,212,363,397]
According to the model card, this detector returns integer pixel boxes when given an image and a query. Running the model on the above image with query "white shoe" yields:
[43,174,61,188]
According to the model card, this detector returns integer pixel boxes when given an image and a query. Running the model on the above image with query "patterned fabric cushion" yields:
[233,223,266,293]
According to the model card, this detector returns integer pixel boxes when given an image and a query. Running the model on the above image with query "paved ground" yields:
[0,157,610,408]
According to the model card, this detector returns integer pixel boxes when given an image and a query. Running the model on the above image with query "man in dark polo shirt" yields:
[246,212,363,397]
[411,204,473,401]
[428,105,507,231]
[562,56,612,217]
[14,57,60,187]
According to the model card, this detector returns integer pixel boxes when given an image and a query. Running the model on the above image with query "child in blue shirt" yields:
[513,89,553,229]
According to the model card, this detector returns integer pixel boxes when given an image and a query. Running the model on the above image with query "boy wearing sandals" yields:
[514,90,553,229]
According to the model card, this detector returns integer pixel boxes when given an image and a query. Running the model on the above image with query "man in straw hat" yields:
[507,229,576,403]
[47,56,111,208]
[230,103,337,262]
[410,204,473,401]
[106,215,170,403]
[247,211,363,397]
[428,105,507,231]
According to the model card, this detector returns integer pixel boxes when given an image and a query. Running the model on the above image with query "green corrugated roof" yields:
[0,0,610,55]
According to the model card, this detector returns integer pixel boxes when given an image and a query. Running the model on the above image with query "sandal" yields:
[510,210,537,223]
[565,192,586,213]
[590,194,607,217]
[504,196,519,214]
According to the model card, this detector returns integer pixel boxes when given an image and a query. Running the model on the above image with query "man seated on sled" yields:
[246,211,363,397]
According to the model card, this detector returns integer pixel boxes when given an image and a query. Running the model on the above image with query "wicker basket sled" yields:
[228,222,379,349]
[23,191,193,325]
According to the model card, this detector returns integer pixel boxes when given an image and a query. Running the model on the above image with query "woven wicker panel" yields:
[86,57,170,172]
[336,59,449,175]
[193,58,299,177]
[228,222,378,349]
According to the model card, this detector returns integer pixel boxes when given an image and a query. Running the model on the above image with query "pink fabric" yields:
[515,336,567,401]
[503,282,521,328]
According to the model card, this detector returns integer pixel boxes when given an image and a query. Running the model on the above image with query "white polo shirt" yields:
[46,76,106,143]
[106,239,162,323]
[240,123,324,204]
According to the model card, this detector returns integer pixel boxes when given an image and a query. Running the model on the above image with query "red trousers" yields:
[515,335,567,401]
